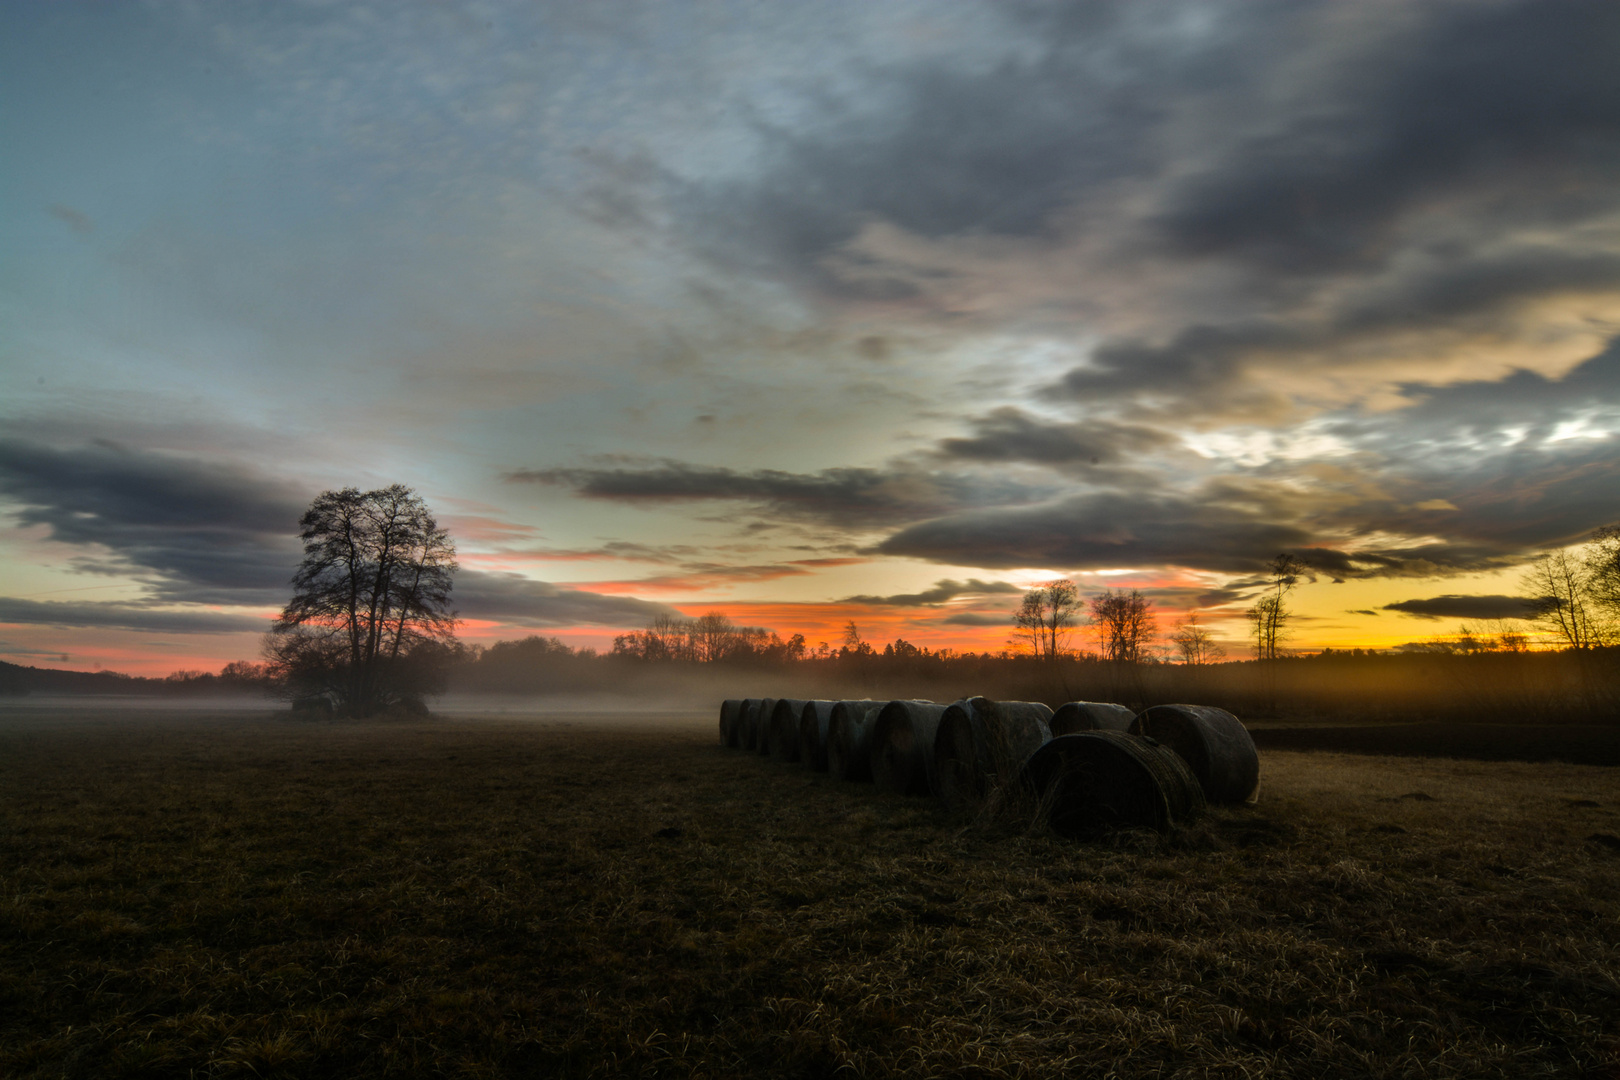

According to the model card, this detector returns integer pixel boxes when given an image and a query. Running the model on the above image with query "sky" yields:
[3,0,1619,675]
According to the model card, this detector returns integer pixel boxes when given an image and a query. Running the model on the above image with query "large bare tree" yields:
[265,485,458,717]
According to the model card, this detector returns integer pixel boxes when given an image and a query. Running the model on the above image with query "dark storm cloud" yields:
[1155,0,1620,268]
[936,407,1174,466]
[453,570,679,629]
[1382,595,1541,621]
[0,438,306,604]
[0,597,267,634]
[841,578,1022,607]
[507,461,1047,527]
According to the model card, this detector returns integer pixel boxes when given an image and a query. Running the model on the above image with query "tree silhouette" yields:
[264,485,457,717]
[1247,554,1307,660]
[1171,610,1226,665]
[1088,587,1156,664]
[1014,579,1080,661]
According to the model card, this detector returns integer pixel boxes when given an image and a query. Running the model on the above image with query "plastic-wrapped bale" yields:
[1050,701,1135,735]
[827,701,883,782]
[870,700,949,797]
[934,697,1054,808]
[718,699,744,747]
[1129,704,1260,804]
[767,698,810,762]
[1021,731,1206,838]
[799,700,874,773]
[736,699,766,751]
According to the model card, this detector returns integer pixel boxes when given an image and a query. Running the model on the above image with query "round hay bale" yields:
[735,699,765,751]
[1021,731,1205,837]
[934,697,1054,809]
[934,698,991,807]
[753,697,779,756]
[870,700,949,797]
[827,701,883,783]
[799,700,874,773]
[1130,704,1260,804]
[1050,701,1135,735]
[768,698,809,762]
[718,699,744,747]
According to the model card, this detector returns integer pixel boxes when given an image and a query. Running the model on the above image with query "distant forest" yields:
[6,615,1617,724]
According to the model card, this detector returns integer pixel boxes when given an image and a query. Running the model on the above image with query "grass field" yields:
[2,707,1618,1078]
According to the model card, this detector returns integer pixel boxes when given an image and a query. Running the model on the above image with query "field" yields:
[2,706,1618,1078]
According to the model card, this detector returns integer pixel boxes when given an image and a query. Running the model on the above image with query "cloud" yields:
[938,612,1010,627]
[1152,1,1620,269]
[875,490,1314,574]
[452,570,678,629]
[936,407,1175,467]
[841,578,1022,607]
[1381,595,1541,621]
[0,438,307,604]
[508,460,1047,527]
[0,597,268,634]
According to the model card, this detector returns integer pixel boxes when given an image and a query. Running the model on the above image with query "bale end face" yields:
[933,701,989,808]
[827,702,881,783]
[768,699,808,763]
[870,700,946,797]
[753,698,779,756]
[718,699,744,748]
[1022,732,1204,838]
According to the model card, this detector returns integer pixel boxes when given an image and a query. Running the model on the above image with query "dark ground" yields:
[1,707,1617,1078]
[1252,722,1620,765]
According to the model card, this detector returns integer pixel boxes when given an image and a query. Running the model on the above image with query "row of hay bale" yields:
[718,696,1259,838]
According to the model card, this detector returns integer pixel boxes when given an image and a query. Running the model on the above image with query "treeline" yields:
[0,659,274,698]
[445,622,1620,725]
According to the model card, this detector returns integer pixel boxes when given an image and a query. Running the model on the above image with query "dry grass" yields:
[2,706,1618,1078]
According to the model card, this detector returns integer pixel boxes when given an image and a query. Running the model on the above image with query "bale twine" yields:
[827,701,883,782]
[768,698,810,762]
[934,697,1054,809]
[1130,704,1260,804]
[1050,701,1136,735]
[736,698,766,751]
[870,700,949,797]
[1021,731,1206,837]
[800,700,873,773]
[718,699,744,747]
[753,697,779,756]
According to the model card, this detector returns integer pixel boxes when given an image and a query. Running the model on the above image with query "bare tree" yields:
[1522,548,1608,649]
[1089,588,1156,664]
[1171,610,1227,665]
[265,485,457,717]
[1014,579,1081,661]
[1247,553,1307,660]
[690,611,740,662]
